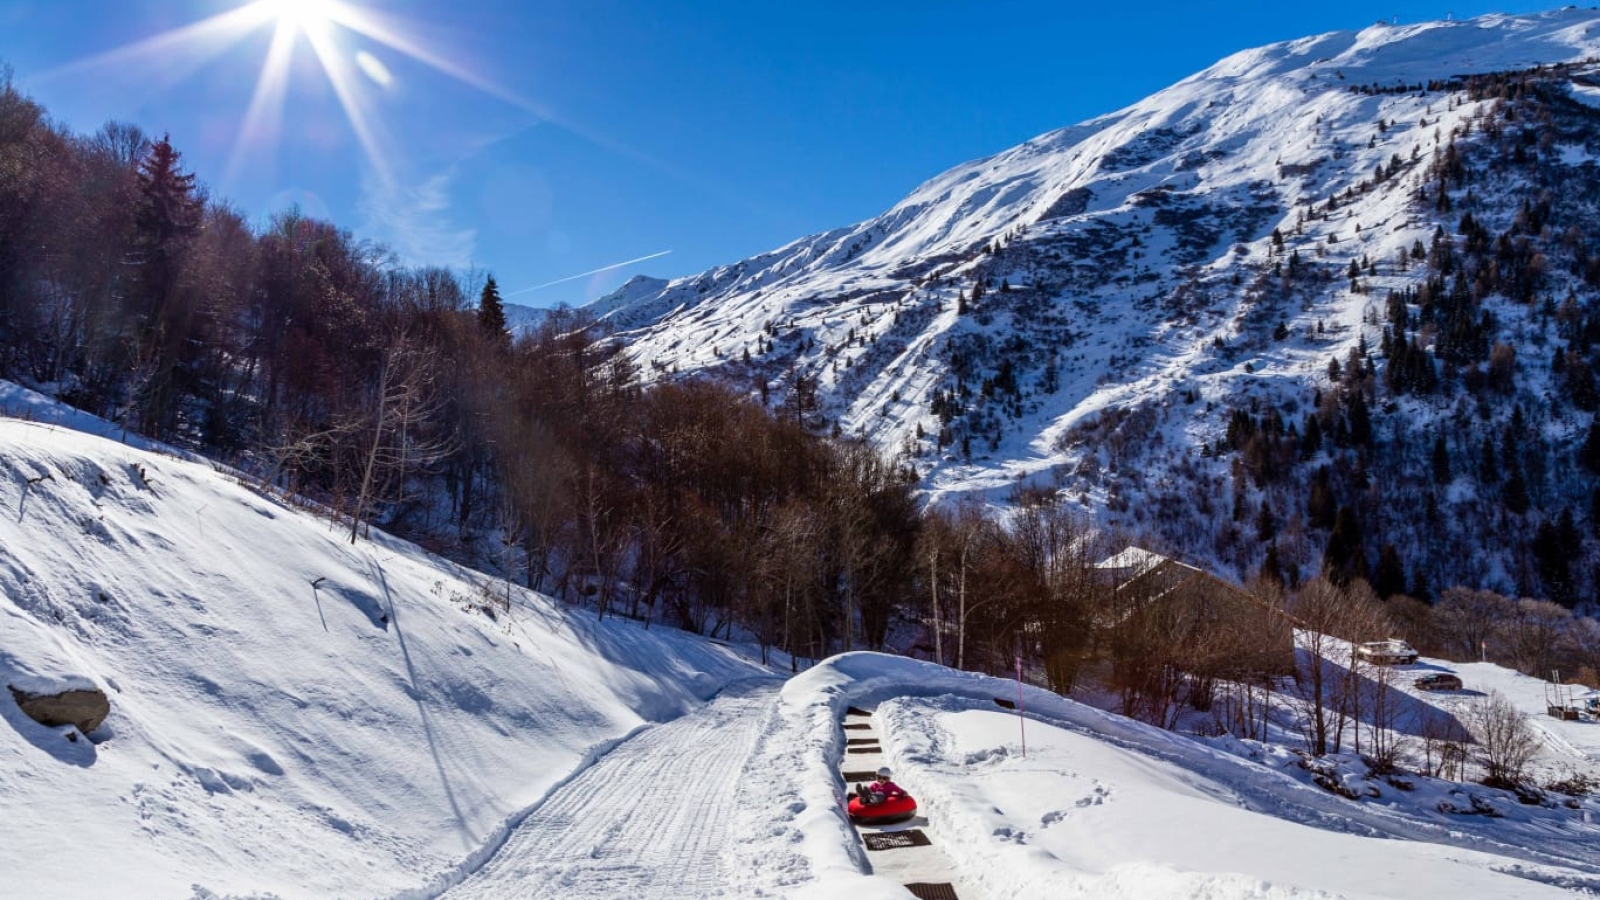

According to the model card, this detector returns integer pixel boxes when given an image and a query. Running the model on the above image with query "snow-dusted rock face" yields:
[8,685,110,734]
[592,9,1600,591]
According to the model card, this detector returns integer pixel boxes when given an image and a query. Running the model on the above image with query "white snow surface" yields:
[586,8,1600,508]
[0,414,769,900]
[8,390,1600,900]
[777,653,1600,900]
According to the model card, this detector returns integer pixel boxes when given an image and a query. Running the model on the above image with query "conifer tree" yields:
[478,275,508,340]
[1431,434,1452,484]
[1323,505,1367,586]
[129,134,204,436]
[1580,418,1600,474]
[1373,544,1406,598]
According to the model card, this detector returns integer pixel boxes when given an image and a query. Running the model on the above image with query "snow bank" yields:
[775,653,1600,900]
[0,418,767,900]
[884,700,1594,899]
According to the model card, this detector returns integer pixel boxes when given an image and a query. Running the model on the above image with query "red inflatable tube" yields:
[848,793,918,825]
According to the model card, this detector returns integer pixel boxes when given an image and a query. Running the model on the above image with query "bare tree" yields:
[1471,691,1541,788]
[347,338,453,543]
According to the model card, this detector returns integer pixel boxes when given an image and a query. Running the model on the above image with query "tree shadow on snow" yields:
[1297,648,1473,741]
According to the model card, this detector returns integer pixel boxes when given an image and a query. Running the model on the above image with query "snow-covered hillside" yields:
[0,414,769,900]
[767,653,1600,900]
[589,9,1600,589]
[8,395,1600,900]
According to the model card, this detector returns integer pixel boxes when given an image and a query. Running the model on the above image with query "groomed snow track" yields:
[436,679,777,900]
[839,705,974,900]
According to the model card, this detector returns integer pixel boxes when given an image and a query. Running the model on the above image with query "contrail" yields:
[506,250,673,296]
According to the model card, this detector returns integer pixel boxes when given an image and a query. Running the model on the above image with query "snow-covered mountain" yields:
[589,9,1600,593]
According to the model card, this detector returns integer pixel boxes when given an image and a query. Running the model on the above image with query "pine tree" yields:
[1431,434,1452,484]
[1262,541,1285,586]
[1307,466,1336,529]
[129,134,204,437]
[1580,418,1600,474]
[1502,464,1530,516]
[478,275,508,340]
[1373,544,1406,598]
[1300,414,1323,459]
[1323,505,1367,586]
[1480,434,1499,484]
[1533,511,1580,606]
[1256,501,1278,542]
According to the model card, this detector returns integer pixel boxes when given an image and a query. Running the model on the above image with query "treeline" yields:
[0,70,937,666]
[0,70,1260,700]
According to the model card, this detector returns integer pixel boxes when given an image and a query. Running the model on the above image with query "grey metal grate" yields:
[863,829,931,851]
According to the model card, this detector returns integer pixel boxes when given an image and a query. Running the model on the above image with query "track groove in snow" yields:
[437,680,778,899]
[839,706,974,899]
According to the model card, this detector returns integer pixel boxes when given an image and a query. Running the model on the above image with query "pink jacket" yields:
[868,779,906,798]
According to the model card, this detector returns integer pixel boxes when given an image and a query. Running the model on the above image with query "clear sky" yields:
[0,0,1565,306]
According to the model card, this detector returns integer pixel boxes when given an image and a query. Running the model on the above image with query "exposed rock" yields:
[8,685,110,734]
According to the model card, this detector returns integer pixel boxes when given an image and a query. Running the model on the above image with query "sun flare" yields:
[265,0,331,33]
[40,0,556,191]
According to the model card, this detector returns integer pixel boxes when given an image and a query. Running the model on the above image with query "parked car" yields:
[1355,640,1419,666]
[1414,672,1463,691]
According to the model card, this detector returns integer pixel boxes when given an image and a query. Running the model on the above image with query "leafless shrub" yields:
[1471,691,1541,789]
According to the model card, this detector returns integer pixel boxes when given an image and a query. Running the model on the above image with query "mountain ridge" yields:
[585,8,1600,596]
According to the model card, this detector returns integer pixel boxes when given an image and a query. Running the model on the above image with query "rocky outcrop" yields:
[8,685,110,734]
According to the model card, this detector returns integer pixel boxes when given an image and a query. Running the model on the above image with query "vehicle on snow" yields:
[1356,640,1419,666]
[1414,672,1462,691]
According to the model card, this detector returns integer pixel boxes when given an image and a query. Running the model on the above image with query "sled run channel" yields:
[840,705,972,900]
[437,679,777,900]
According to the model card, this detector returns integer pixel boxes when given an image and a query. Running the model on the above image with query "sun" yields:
[38,0,573,192]
[265,0,332,34]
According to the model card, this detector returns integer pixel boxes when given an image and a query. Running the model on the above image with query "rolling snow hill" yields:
[588,8,1600,592]
[0,410,769,900]
[6,395,1600,900]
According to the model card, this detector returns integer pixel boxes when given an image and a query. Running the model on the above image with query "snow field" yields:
[779,653,1600,900]
[0,417,769,900]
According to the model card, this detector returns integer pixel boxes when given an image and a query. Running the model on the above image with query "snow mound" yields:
[0,416,766,900]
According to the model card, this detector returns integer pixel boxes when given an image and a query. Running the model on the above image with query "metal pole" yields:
[1015,654,1026,760]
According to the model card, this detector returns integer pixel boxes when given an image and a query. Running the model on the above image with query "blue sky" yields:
[0,0,1564,306]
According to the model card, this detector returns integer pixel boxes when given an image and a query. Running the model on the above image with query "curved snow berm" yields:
[0,416,766,900]
[776,653,1600,900]
[591,9,1600,500]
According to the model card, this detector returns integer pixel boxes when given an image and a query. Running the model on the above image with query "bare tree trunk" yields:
[930,544,942,666]
[350,353,393,544]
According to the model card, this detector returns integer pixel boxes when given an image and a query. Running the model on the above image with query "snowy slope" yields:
[0,414,768,900]
[588,8,1600,518]
[770,653,1600,900]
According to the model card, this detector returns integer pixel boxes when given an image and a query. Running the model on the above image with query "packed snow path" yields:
[840,705,974,900]
[437,679,778,900]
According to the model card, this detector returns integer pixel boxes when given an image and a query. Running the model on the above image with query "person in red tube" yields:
[863,766,906,805]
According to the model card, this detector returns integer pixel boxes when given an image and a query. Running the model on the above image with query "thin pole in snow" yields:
[1015,654,1026,759]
